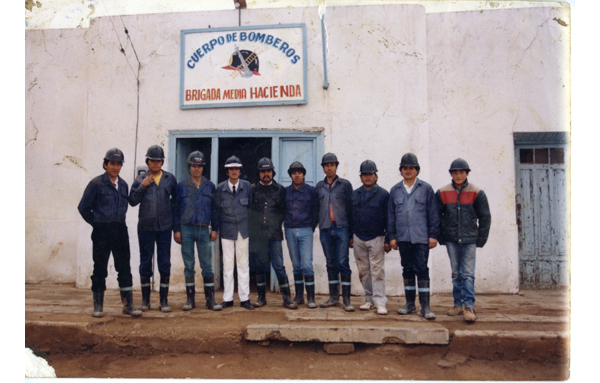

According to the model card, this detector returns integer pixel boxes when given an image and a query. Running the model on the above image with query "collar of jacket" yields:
[184,176,208,190]
[452,178,469,191]
[359,184,379,197]
[323,175,339,188]
[225,179,246,193]
[257,180,278,188]
[401,178,422,193]
[102,172,124,189]
[290,182,308,193]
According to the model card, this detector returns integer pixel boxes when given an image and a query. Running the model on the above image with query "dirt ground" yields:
[47,341,568,380]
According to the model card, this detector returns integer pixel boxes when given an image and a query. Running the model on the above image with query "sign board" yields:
[180,24,307,109]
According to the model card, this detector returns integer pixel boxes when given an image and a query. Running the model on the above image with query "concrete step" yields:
[245,323,449,344]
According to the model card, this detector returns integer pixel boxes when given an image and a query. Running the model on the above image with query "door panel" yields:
[516,144,568,289]
[279,139,317,186]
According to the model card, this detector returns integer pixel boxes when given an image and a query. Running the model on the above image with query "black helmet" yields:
[287,161,306,176]
[187,151,206,166]
[224,155,243,168]
[146,145,165,161]
[257,157,276,176]
[449,158,471,173]
[104,148,125,163]
[321,153,339,166]
[359,160,378,174]
[399,153,420,172]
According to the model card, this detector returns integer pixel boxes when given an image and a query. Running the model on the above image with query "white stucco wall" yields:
[25,3,569,295]
[426,6,570,293]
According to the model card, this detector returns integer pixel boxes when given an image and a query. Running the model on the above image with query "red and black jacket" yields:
[436,180,491,247]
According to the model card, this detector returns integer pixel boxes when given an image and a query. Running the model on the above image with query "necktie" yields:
[232,185,236,195]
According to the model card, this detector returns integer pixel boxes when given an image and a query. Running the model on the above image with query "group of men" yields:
[78,146,491,323]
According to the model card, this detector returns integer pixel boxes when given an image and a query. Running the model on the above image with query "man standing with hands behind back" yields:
[129,145,177,313]
[388,153,440,320]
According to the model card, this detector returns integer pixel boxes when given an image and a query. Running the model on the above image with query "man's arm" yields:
[77,181,97,226]
[474,190,492,248]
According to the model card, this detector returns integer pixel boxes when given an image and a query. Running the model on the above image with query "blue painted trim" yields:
[180,24,308,109]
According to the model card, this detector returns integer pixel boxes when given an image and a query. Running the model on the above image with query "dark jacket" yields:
[250,180,286,240]
[215,179,252,240]
[436,180,491,247]
[352,184,390,242]
[284,182,318,230]
[387,178,440,245]
[316,176,353,234]
[172,176,219,233]
[78,172,129,225]
[128,171,177,232]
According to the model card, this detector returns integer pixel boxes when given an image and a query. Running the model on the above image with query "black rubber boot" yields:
[204,276,222,311]
[293,273,305,305]
[319,273,340,308]
[120,289,142,316]
[92,290,104,318]
[182,275,195,311]
[159,274,171,313]
[341,274,355,312]
[397,279,417,315]
[139,276,151,311]
[279,275,298,310]
[253,274,267,307]
[304,275,317,309]
[418,280,436,320]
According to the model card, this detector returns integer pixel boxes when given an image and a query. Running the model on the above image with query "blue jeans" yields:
[446,242,476,308]
[319,223,351,276]
[397,242,430,281]
[285,227,314,276]
[252,238,287,278]
[181,225,213,278]
[138,230,172,277]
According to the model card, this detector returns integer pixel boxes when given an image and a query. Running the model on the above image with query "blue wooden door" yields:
[516,146,568,289]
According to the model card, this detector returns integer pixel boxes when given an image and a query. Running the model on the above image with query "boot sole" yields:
[319,302,340,308]
[92,312,104,318]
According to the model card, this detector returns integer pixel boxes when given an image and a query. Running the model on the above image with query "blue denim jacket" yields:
[387,178,440,244]
[173,177,219,233]
[352,184,390,242]
[129,171,177,232]
[284,182,318,230]
[78,173,129,225]
[215,179,252,240]
[316,176,353,234]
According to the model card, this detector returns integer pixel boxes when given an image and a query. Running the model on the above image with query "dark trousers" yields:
[91,222,133,292]
[397,242,430,281]
[138,230,172,277]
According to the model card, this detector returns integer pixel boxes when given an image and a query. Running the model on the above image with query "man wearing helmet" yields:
[316,153,355,312]
[78,148,142,318]
[388,153,440,320]
[436,158,491,322]
[128,145,177,313]
[351,160,391,315]
[172,151,222,311]
[215,156,254,310]
[250,157,296,309]
[284,161,319,308]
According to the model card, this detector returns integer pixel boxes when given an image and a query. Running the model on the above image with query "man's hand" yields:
[174,232,181,245]
[210,230,218,242]
[429,238,438,249]
[349,238,353,248]
[384,243,392,253]
[390,239,398,250]
[141,175,154,188]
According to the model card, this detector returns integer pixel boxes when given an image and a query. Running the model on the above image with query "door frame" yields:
[167,129,324,290]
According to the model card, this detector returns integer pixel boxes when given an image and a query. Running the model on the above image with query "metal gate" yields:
[514,133,569,289]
